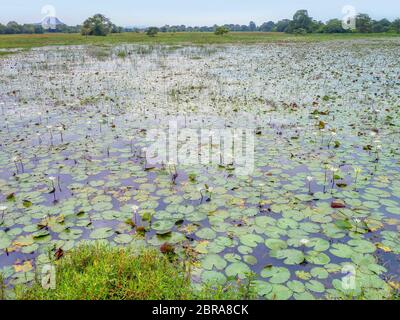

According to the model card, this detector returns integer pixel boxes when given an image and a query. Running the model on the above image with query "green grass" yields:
[13,244,254,300]
[3,243,399,301]
[0,273,4,300]
[0,51,17,58]
[0,32,399,49]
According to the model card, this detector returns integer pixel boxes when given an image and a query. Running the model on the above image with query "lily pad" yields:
[225,262,251,279]
[261,266,290,284]
[89,227,114,239]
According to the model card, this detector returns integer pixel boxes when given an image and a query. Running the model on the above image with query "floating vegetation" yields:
[0,41,400,300]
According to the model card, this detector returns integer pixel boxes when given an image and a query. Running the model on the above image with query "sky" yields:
[1,0,399,27]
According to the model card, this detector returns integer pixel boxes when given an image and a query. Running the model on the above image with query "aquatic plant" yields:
[353,167,362,190]
[329,166,339,191]
[205,185,214,202]
[127,135,134,153]
[168,163,178,184]
[12,156,24,173]
[37,112,42,124]
[4,121,10,133]
[327,131,337,149]
[306,176,314,194]
[57,126,64,143]
[48,176,59,202]
[36,133,42,144]
[0,205,7,225]
[131,205,139,227]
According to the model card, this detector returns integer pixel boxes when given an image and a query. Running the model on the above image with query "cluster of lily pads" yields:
[0,40,399,299]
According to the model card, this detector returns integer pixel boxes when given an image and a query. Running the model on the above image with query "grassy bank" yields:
[0,51,18,57]
[8,244,399,300]
[0,32,399,49]
[13,244,254,300]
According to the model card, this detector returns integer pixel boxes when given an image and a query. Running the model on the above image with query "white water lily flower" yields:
[354,218,361,224]
[370,132,377,137]
[329,166,339,173]
[306,176,314,182]
[131,205,139,213]
[300,239,309,246]
[0,205,8,211]
[49,176,56,181]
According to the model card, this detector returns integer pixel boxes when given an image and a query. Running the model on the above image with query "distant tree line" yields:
[1,10,399,35]
[0,14,123,35]
[151,11,400,34]
[278,10,400,34]
[0,21,81,34]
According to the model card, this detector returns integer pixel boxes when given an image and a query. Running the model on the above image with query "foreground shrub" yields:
[14,244,251,300]
[214,26,230,35]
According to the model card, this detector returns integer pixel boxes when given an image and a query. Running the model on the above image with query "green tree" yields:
[356,14,372,33]
[21,24,35,34]
[311,20,325,33]
[81,14,112,36]
[0,24,5,34]
[275,19,290,32]
[6,21,22,34]
[391,18,400,33]
[146,27,159,37]
[214,26,230,35]
[34,24,44,34]
[160,25,169,32]
[249,21,257,32]
[323,19,347,33]
[287,10,313,33]
[259,21,275,32]
[372,19,391,33]
[293,28,307,35]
